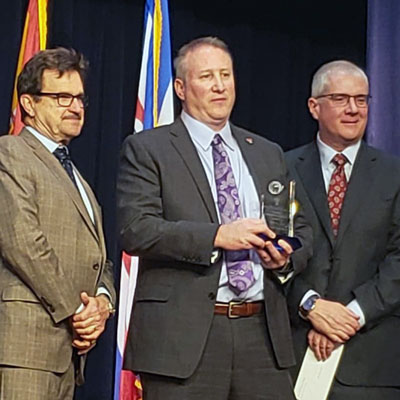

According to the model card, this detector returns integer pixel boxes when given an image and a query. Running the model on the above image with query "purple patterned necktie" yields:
[212,134,255,295]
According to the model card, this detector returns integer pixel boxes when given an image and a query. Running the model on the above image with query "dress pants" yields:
[0,361,75,400]
[330,379,400,400]
[141,311,295,400]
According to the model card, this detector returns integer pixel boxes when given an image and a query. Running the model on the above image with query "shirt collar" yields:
[26,126,60,153]
[181,110,235,151]
[316,132,361,167]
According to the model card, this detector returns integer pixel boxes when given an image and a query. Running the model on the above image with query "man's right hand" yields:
[307,298,360,343]
[214,218,274,250]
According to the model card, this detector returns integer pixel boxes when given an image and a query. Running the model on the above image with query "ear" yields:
[20,94,36,118]
[307,97,320,121]
[174,78,185,101]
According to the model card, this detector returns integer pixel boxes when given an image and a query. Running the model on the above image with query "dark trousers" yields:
[330,380,400,400]
[141,312,295,400]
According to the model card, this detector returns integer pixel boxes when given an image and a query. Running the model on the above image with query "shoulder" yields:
[285,142,314,163]
[363,143,400,173]
[122,122,174,147]
[231,124,283,154]
[364,143,400,162]
[0,134,30,161]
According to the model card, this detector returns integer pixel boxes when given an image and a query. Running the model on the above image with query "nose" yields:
[212,75,225,92]
[69,97,83,112]
[346,96,359,113]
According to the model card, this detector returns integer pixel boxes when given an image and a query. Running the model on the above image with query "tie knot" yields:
[332,153,347,167]
[212,134,223,146]
[53,146,71,163]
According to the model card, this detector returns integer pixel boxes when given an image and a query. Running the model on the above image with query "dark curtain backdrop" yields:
[0,1,366,399]
[366,0,400,156]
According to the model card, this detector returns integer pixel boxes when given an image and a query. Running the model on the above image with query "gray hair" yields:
[174,36,232,80]
[311,60,369,97]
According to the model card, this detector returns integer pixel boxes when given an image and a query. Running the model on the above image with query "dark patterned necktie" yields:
[212,134,255,295]
[327,153,348,236]
[53,146,78,187]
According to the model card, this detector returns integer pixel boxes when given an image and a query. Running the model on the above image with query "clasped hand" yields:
[307,298,360,343]
[307,298,361,360]
[70,292,111,355]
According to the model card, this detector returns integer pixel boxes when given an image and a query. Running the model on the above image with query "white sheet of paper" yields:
[294,344,344,400]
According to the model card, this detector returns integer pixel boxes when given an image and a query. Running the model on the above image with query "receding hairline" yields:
[174,37,233,80]
[311,60,369,97]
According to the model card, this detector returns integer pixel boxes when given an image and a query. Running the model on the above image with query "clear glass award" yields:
[260,180,302,251]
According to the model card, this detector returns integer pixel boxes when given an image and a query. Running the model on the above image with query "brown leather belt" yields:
[214,301,264,319]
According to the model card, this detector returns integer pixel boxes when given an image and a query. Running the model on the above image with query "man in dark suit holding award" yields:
[0,48,115,399]
[117,36,312,400]
[286,60,400,399]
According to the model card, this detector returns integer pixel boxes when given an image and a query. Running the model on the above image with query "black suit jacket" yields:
[117,118,311,379]
[286,140,400,387]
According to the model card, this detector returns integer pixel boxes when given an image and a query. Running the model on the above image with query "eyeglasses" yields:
[36,92,89,108]
[315,93,371,108]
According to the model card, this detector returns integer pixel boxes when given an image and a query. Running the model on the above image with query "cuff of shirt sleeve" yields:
[74,287,113,315]
[96,286,112,302]
[298,289,321,320]
[347,299,366,327]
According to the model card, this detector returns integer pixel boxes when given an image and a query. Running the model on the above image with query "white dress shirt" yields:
[181,111,265,302]
[300,133,365,326]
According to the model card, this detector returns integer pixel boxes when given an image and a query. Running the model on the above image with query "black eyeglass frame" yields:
[35,92,89,108]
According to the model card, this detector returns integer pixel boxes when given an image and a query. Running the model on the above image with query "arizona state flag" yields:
[9,0,48,135]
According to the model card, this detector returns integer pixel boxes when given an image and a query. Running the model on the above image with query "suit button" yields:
[93,263,100,271]
[208,292,216,300]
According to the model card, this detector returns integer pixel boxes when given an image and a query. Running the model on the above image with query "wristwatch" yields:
[299,294,320,319]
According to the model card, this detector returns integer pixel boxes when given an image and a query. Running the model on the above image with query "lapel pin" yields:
[268,180,284,195]
[245,137,253,144]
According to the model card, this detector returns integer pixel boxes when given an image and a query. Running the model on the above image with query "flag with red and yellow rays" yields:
[9,0,48,135]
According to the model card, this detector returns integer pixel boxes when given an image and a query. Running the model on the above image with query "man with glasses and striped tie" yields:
[286,60,400,399]
[0,47,115,399]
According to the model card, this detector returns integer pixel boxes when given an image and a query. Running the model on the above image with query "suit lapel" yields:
[75,169,103,245]
[295,142,334,246]
[169,119,219,223]
[20,129,99,241]
[335,143,374,247]
[230,126,264,196]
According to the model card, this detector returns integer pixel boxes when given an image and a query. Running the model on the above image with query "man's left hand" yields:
[256,239,292,269]
[308,329,336,361]
[72,292,111,341]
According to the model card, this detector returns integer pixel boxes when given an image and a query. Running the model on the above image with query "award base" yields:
[258,234,302,252]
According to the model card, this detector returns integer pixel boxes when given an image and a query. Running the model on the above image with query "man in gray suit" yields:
[117,37,311,400]
[286,60,400,399]
[0,48,115,399]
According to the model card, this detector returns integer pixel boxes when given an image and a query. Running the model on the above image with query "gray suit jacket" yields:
[286,141,400,387]
[0,129,114,378]
[117,118,312,379]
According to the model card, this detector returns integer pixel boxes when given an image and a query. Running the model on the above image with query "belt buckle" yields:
[228,300,244,319]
